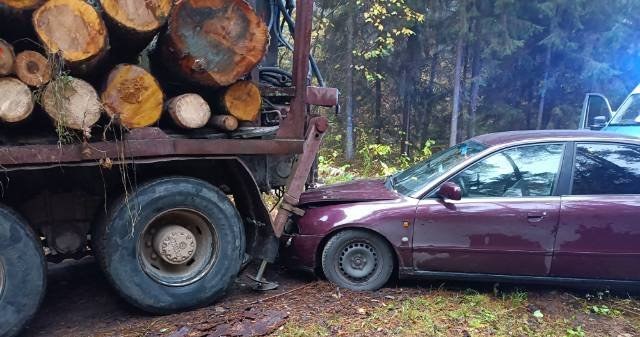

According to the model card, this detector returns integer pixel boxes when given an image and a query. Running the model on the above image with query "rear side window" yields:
[572,143,640,195]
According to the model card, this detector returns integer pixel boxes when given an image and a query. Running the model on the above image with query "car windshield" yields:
[392,141,487,197]
[610,94,640,126]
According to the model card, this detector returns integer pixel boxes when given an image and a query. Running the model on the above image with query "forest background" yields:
[304,0,640,182]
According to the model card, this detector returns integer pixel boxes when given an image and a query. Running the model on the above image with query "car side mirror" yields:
[437,182,462,201]
[590,115,607,130]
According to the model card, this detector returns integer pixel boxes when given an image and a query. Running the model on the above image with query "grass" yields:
[275,287,640,337]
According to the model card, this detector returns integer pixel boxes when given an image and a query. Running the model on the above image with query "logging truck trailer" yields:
[0,1,338,336]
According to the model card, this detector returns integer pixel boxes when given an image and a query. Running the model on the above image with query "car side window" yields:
[572,143,640,195]
[449,143,565,198]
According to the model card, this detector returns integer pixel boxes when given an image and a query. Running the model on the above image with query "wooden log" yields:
[0,0,42,42]
[101,64,164,129]
[161,0,268,87]
[217,80,262,122]
[14,50,52,87]
[166,93,211,129]
[0,0,44,10]
[42,76,102,132]
[209,115,238,132]
[32,0,108,74]
[100,0,172,52]
[0,39,15,76]
[0,77,33,123]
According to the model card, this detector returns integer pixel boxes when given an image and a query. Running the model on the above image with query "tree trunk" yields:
[42,77,102,131]
[160,0,268,87]
[374,60,382,143]
[400,69,410,156]
[0,39,15,76]
[215,80,262,122]
[344,8,355,161]
[166,93,211,129]
[32,0,108,74]
[458,44,470,143]
[0,77,33,123]
[419,52,438,146]
[14,50,51,87]
[209,115,238,131]
[101,64,164,129]
[402,27,422,156]
[468,36,482,138]
[537,45,552,130]
[450,35,465,147]
[100,0,173,53]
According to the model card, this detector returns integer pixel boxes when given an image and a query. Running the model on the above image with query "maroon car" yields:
[282,130,640,290]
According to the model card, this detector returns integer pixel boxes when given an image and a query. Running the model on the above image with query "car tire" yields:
[0,205,46,337]
[321,230,394,291]
[93,177,245,314]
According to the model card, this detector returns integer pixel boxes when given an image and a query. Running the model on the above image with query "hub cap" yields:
[153,225,197,264]
[338,242,378,281]
[139,209,218,286]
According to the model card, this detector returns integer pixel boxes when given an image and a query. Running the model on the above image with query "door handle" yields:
[527,211,547,223]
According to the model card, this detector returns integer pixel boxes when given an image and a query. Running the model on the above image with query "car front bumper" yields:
[279,233,325,273]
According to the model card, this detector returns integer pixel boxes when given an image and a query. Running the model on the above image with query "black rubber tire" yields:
[93,177,245,314]
[0,205,46,337]
[321,230,394,291]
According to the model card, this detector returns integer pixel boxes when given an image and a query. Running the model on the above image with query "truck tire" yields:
[94,177,245,313]
[0,205,46,337]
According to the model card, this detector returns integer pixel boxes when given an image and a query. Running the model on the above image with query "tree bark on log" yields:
[216,80,262,122]
[166,93,211,129]
[42,77,102,132]
[101,64,164,129]
[209,115,238,131]
[32,0,108,74]
[161,0,268,87]
[0,39,15,76]
[0,77,33,123]
[15,50,51,87]
[99,0,172,53]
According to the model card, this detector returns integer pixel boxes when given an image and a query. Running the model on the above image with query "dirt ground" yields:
[20,258,640,337]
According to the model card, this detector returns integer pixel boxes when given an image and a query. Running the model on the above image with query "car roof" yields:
[470,129,639,147]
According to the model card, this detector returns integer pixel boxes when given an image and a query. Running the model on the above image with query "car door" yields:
[551,142,640,280]
[413,143,566,276]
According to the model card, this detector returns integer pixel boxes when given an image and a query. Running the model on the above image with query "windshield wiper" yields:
[387,174,397,190]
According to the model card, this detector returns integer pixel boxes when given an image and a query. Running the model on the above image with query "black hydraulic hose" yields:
[275,0,326,87]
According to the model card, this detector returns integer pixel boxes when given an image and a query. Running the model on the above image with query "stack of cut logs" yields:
[0,0,269,137]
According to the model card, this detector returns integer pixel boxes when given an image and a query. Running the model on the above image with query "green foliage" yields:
[565,326,586,337]
[318,128,435,183]
[590,304,621,317]
[356,0,424,82]
[503,290,528,306]
[313,0,640,171]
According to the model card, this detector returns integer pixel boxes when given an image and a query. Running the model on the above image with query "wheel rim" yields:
[0,258,5,299]
[138,208,219,287]
[338,241,378,282]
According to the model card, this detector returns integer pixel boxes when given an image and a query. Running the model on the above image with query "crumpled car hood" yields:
[298,179,399,206]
